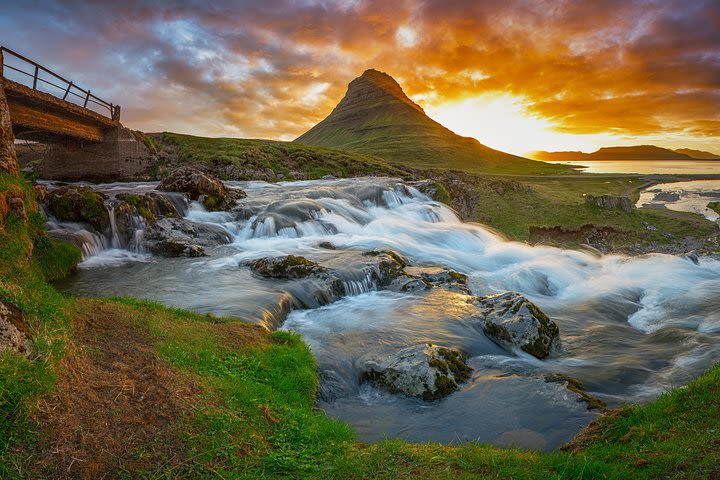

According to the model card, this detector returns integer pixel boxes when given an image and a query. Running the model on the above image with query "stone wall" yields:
[41,126,155,181]
[0,83,19,175]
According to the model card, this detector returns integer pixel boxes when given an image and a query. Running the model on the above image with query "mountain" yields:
[532,145,705,161]
[295,69,570,174]
[675,148,720,160]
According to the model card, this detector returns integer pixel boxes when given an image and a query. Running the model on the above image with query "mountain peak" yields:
[295,70,567,174]
[344,68,425,114]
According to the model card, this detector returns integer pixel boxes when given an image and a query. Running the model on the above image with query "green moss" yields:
[425,373,457,401]
[437,347,472,383]
[708,202,720,215]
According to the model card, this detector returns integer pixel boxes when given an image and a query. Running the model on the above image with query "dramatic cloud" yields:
[2,0,718,152]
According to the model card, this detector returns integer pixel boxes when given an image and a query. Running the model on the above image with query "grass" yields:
[2,164,720,478]
[159,132,410,181]
[462,174,719,251]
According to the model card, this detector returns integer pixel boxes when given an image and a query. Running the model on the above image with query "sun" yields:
[423,94,615,156]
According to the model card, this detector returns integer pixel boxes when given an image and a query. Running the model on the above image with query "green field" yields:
[434,172,720,253]
[155,132,410,180]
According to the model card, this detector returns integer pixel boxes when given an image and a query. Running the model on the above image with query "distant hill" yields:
[531,145,712,161]
[295,69,570,175]
[674,148,720,160]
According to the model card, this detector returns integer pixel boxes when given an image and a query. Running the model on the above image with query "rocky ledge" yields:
[358,344,472,401]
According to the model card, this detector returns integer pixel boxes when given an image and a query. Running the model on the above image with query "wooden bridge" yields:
[0,47,151,180]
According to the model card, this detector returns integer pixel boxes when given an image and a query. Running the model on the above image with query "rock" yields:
[247,255,346,307]
[410,180,451,204]
[46,186,110,232]
[317,241,337,250]
[116,192,179,224]
[684,251,700,265]
[388,276,429,292]
[321,174,337,180]
[8,196,27,221]
[421,270,471,294]
[472,292,561,359]
[158,166,246,211]
[0,302,30,357]
[544,373,606,411]
[585,194,633,213]
[32,183,48,203]
[359,344,472,401]
[143,217,232,257]
[363,250,409,287]
[248,255,327,279]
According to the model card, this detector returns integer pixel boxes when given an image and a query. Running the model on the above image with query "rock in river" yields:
[45,186,110,232]
[143,217,232,257]
[471,292,561,359]
[158,166,246,211]
[358,344,472,401]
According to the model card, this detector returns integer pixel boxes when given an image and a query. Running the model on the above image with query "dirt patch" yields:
[528,224,624,252]
[28,300,200,479]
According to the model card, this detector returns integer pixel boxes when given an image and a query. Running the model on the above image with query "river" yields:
[48,177,720,451]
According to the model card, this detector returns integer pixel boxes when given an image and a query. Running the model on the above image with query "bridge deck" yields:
[3,79,119,143]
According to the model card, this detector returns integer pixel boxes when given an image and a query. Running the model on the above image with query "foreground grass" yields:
[5,291,720,478]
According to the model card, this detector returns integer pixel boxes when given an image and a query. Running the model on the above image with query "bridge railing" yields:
[0,46,120,121]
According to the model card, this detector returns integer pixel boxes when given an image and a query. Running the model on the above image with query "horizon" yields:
[2,0,719,157]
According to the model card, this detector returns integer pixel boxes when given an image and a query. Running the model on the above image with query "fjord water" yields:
[55,178,720,450]
[547,159,720,174]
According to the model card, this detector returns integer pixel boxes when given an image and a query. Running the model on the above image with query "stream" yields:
[48,177,720,451]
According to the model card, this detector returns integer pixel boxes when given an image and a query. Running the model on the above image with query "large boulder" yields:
[248,255,327,279]
[45,186,110,232]
[157,167,246,211]
[472,292,560,359]
[143,217,232,257]
[359,344,472,401]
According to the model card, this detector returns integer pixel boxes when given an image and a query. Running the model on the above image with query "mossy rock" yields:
[248,255,326,279]
[46,186,109,232]
[544,373,607,411]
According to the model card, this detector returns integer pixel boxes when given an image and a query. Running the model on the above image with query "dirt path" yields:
[28,300,200,479]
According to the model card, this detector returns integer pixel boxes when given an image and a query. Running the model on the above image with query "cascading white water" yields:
[54,177,720,450]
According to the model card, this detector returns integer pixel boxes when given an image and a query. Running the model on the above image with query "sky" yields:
[2,0,719,156]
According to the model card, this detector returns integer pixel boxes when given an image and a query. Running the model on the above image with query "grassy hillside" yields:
[295,70,573,175]
[410,171,719,253]
[154,132,411,181]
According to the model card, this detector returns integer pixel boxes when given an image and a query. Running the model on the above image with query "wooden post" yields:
[63,82,72,100]
[32,65,38,89]
[113,105,121,121]
[83,90,90,108]
[0,49,3,78]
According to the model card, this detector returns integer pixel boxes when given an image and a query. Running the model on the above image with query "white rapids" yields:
[53,177,720,450]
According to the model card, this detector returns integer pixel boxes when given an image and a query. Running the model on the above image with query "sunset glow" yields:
[2,0,718,155]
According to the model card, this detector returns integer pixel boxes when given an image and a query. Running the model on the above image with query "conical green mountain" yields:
[295,69,567,174]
